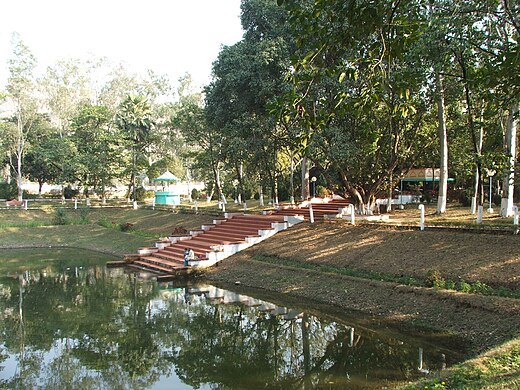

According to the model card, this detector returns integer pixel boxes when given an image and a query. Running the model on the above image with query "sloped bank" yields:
[202,222,520,356]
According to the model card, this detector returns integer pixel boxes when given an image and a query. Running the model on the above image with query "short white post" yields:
[418,204,425,231]
[222,201,226,213]
[24,200,28,210]
[195,200,199,214]
[477,205,483,224]
[133,200,138,210]
[74,198,78,210]
[243,202,247,212]
[513,205,518,226]
[152,199,155,210]
[309,203,314,223]
[350,204,355,225]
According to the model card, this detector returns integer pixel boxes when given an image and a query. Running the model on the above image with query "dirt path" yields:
[203,222,520,357]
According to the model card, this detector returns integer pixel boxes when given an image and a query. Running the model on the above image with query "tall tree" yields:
[115,95,155,204]
[279,0,429,211]
[5,33,38,200]
[205,0,293,203]
[70,104,124,201]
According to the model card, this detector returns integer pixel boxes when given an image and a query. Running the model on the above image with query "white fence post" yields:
[350,204,356,226]
[418,204,425,231]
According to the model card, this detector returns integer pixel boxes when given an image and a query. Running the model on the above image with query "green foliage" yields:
[191,188,200,200]
[52,207,69,225]
[425,269,445,288]
[0,181,18,199]
[63,186,79,199]
[134,187,154,202]
[253,255,519,298]
[97,217,134,232]
[79,207,90,224]
[458,279,472,293]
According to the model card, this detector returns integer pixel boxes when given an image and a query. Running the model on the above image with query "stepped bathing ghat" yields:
[122,197,354,277]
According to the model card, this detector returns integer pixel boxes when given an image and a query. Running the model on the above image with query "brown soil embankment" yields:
[203,222,520,356]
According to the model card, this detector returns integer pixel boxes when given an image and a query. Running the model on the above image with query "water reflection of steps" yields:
[167,285,303,320]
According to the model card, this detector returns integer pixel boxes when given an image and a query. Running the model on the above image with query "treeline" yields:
[1,0,518,215]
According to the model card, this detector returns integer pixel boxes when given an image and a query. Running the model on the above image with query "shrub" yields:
[63,186,79,199]
[191,188,200,200]
[445,280,456,290]
[53,207,69,225]
[316,185,331,198]
[492,193,502,207]
[79,207,90,224]
[459,279,472,293]
[0,181,18,200]
[456,188,473,207]
[471,280,492,295]
[135,186,154,201]
[425,269,445,288]
[119,222,134,232]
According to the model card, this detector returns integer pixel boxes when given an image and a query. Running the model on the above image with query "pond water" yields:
[0,250,466,389]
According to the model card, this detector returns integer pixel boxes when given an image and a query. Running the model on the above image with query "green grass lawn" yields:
[0,206,218,259]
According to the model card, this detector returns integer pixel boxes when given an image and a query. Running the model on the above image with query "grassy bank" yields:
[398,339,519,390]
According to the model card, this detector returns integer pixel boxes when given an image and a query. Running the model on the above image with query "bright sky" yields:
[0,0,244,91]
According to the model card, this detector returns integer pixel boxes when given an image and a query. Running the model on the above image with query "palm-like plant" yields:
[115,94,154,203]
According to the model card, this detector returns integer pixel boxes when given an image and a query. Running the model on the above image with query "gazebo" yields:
[153,170,181,205]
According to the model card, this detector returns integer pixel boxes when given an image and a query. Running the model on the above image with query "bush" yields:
[63,186,79,199]
[316,185,332,198]
[0,181,18,200]
[79,207,90,224]
[52,208,69,225]
[456,188,473,207]
[459,279,472,293]
[492,193,502,207]
[135,186,154,201]
[425,269,445,288]
[119,222,134,232]
[191,188,200,200]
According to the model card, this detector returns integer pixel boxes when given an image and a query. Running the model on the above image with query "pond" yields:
[0,249,466,389]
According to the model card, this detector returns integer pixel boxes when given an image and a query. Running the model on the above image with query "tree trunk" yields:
[301,156,310,200]
[15,109,24,201]
[501,102,518,217]
[436,72,448,214]
[386,171,393,213]
[212,163,223,203]
[290,152,295,204]
[459,53,484,207]
[273,149,279,205]
[237,162,243,204]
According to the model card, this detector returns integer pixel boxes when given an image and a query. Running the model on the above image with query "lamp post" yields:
[310,176,317,198]
[486,169,496,213]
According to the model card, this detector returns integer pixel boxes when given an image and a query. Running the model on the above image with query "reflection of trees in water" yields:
[0,268,452,389]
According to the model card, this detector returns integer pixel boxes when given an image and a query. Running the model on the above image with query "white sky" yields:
[0,0,244,91]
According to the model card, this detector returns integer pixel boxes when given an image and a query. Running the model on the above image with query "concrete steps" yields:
[126,212,304,275]
[124,199,349,275]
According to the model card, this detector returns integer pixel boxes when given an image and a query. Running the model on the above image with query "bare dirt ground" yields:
[203,220,520,357]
